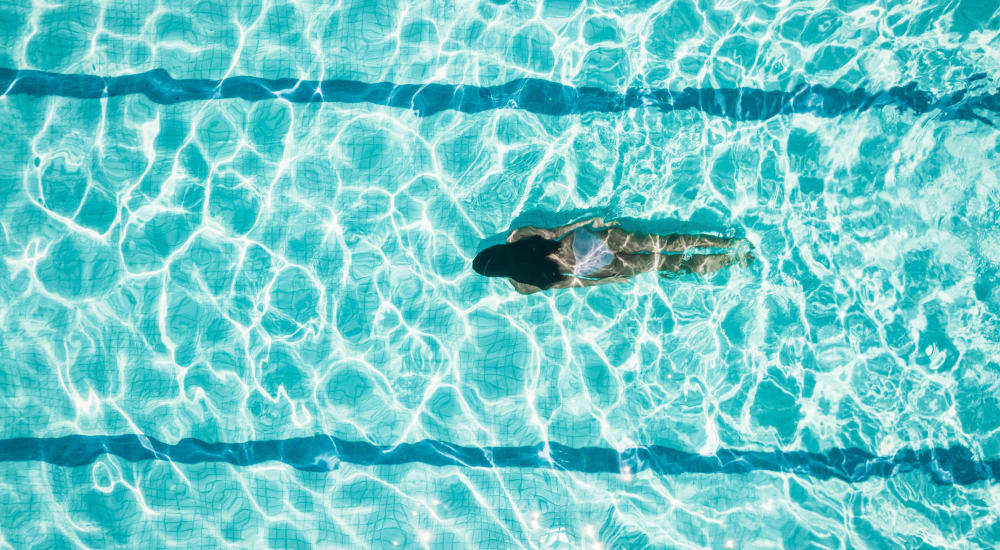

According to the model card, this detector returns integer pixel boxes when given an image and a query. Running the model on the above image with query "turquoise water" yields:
[1,0,1000,548]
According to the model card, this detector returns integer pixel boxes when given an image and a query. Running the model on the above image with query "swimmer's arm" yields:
[512,276,624,294]
[550,217,617,238]
[511,280,543,294]
[568,276,629,289]
[512,277,577,294]
[507,226,557,243]
[507,218,617,243]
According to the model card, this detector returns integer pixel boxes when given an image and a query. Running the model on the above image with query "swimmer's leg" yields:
[657,233,742,252]
[580,250,753,285]
[596,227,740,254]
[656,251,753,275]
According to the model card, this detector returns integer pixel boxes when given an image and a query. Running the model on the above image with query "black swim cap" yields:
[472,236,564,289]
[472,245,503,276]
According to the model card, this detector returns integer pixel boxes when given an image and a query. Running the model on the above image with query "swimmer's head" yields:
[473,235,564,290]
[472,246,505,277]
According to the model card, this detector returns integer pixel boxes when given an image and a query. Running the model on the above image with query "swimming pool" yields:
[1,0,999,547]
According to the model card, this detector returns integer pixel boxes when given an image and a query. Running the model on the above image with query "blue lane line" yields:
[0,434,996,484]
[1,68,997,122]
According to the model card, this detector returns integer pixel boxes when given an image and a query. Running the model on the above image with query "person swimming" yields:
[472,217,754,294]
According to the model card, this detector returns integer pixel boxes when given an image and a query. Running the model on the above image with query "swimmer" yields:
[472,217,754,294]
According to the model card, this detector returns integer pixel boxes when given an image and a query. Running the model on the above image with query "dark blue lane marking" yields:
[1,68,997,123]
[0,434,997,484]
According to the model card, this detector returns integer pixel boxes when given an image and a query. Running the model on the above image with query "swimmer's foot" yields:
[737,249,756,267]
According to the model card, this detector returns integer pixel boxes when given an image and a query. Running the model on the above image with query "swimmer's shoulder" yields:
[511,280,542,294]
[507,226,557,243]
[512,278,577,294]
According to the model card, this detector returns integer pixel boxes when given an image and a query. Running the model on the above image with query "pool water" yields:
[1,0,999,548]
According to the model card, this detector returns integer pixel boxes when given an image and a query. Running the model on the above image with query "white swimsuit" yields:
[569,228,614,277]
